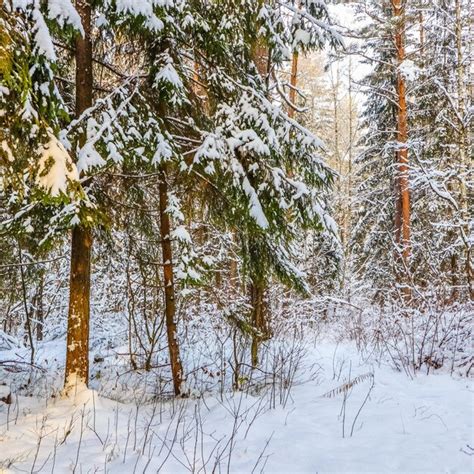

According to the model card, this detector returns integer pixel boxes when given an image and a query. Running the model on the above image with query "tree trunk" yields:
[35,271,44,341]
[419,11,424,58]
[65,226,92,388]
[454,0,473,300]
[288,51,299,119]
[19,246,34,365]
[249,9,270,367]
[64,0,93,390]
[250,282,267,367]
[393,0,411,295]
[158,163,184,396]
[344,56,355,296]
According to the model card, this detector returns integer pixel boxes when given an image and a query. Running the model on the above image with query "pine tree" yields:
[352,0,401,300]
[353,0,472,303]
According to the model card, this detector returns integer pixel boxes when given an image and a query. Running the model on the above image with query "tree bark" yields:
[35,270,44,341]
[454,0,473,299]
[19,246,34,365]
[249,8,270,366]
[288,51,299,119]
[392,0,411,292]
[250,282,267,367]
[65,226,92,387]
[158,163,184,396]
[64,0,93,390]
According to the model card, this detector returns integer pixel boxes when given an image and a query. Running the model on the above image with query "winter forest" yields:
[0,0,472,472]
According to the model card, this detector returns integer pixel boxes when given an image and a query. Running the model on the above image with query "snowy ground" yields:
[1,338,472,473]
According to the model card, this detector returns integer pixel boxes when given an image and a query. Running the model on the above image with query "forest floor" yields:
[0,334,472,473]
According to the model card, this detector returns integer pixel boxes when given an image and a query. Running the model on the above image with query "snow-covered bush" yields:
[339,299,473,377]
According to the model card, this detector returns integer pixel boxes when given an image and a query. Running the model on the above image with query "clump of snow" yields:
[399,59,419,81]
[77,142,107,173]
[294,28,311,46]
[37,130,79,196]
[242,176,269,228]
[172,225,192,243]
[110,0,164,31]
[228,129,271,156]
[13,0,56,60]
[47,0,84,35]
[155,63,183,90]
[152,134,173,164]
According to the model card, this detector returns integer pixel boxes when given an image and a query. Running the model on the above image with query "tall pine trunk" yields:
[64,0,93,390]
[158,163,184,396]
[343,57,355,295]
[454,0,473,299]
[393,0,411,294]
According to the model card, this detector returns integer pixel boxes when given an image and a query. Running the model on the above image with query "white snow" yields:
[0,340,472,473]
[47,0,84,35]
[110,0,164,31]
[172,225,192,243]
[36,130,79,196]
[399,59,419,81]
[294,28,311,46]
[242,176,270,228]
[77,142,107,173]
[152,134,173,164]
[155,63,183,90]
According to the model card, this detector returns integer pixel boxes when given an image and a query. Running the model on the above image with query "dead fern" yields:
[321,372,374,398]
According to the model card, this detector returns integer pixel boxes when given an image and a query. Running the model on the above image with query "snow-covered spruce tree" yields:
[2,0,342,393]
[187,0,342,365]
[94,0,342,378]
[353,0,472,304]
[0,1,83,356]
[408,0,473,302]
[0,2,82,242]
[352,1,402,302]
[0,0,176,391]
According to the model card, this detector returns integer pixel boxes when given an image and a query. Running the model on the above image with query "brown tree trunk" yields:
[65,227,92,388]
[249,10,270,367]
[288,51,299,119]
[64,0,93,390]
[393,0,411,294]
[250,282,267,367]
[158,163,184,396]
